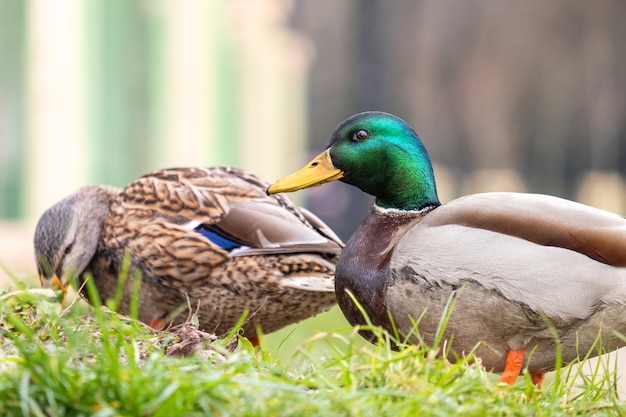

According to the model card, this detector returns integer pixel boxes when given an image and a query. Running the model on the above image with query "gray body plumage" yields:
[339,192,626,373]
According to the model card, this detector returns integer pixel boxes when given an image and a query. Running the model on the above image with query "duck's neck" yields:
[335,206,430,337]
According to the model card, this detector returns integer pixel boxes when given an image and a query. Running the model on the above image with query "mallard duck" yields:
[267,111,626,386]
[34,167,343,344]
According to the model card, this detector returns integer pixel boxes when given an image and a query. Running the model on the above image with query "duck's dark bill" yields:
[267,149,344,194]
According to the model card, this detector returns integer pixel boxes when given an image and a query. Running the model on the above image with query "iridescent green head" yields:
[268,111,440,211]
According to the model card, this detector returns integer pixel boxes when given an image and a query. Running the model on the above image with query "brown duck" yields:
[34,167,343,344]
[268,111,626,386]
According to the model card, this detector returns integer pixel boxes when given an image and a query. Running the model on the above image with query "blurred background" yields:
[1,0,626,372]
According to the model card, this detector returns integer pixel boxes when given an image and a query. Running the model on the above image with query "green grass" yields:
[1,282,625,416]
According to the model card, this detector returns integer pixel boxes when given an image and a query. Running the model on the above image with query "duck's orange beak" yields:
[40,273,68,293]
[40,274,68,303]
[267,149,344,194]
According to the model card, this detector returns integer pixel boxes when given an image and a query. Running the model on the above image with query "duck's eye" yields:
[351,130,369,142]
[64,243,73,256]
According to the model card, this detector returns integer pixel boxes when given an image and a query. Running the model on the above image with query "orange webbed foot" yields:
[498,350,545,390]
[498,349,525,386]
[247,336,260,347]
[530,372,545,389]
[150,317,166,329]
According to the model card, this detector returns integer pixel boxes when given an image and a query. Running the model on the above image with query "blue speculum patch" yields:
[195,225,243,251]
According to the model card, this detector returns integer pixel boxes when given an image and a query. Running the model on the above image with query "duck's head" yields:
[33,185,118,294]
[268,111,440,211]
